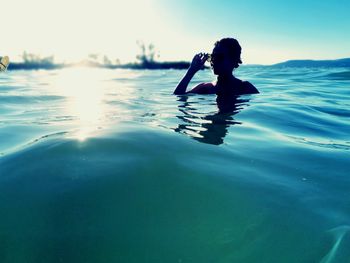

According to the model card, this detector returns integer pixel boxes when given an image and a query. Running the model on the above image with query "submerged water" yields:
[0,67,350,262]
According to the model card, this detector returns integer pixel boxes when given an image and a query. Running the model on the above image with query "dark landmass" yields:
[4,55,350,70]
[105,61,191,70]
[7,60,191,71]
[6,45,191,71]
[271,58,350,68]
[7,52,65,70]
[8,62,65,70]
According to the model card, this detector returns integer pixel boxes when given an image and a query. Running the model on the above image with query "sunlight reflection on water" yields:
[49,68,140,140]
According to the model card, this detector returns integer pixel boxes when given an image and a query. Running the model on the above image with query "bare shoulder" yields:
[188,82,216,94]
[242,81,259,94]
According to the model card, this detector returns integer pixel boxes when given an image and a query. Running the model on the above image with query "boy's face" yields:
[210,45,234,75]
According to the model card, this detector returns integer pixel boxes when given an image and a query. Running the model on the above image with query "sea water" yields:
[0,67,349,262]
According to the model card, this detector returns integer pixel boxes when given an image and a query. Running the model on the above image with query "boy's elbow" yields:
[245,81,259,94]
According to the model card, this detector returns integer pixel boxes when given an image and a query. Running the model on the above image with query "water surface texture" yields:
[1,67,350,262]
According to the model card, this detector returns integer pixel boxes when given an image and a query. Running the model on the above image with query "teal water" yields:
[0,67,350,262]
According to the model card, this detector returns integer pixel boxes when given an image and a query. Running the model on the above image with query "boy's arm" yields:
[173,68,197,95]
[173,53,208,95]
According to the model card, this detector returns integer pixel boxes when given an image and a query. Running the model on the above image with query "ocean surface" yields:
[0,67,349,262]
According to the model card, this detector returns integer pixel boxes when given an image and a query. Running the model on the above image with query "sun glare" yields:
[52,68,106,140]
[2,0,165,63]
[50,67,141,141]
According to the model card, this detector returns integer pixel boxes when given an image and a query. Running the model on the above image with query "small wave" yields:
[321,225,350,263]
[27,131,69,145]
[0,95,65,104]
[288,136,350,151]
[312,106,350,118]
[325,71,350,80]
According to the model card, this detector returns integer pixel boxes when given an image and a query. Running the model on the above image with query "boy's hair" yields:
[215,38,242,68]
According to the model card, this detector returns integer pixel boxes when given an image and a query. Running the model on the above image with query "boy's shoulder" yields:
[242,81,259,94]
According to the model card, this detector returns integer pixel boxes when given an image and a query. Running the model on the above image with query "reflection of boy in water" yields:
[173,38,259,112]
[175,95,247,145]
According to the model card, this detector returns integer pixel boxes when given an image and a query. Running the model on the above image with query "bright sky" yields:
[2,0,350,64]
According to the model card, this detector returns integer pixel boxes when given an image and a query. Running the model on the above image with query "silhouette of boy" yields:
[174,38,259,111]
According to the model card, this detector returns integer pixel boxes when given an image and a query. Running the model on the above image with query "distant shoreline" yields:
[7,61,191,71]
[6,57,350,71]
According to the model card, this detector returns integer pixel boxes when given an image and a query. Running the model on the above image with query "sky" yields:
[2,0,350,65]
